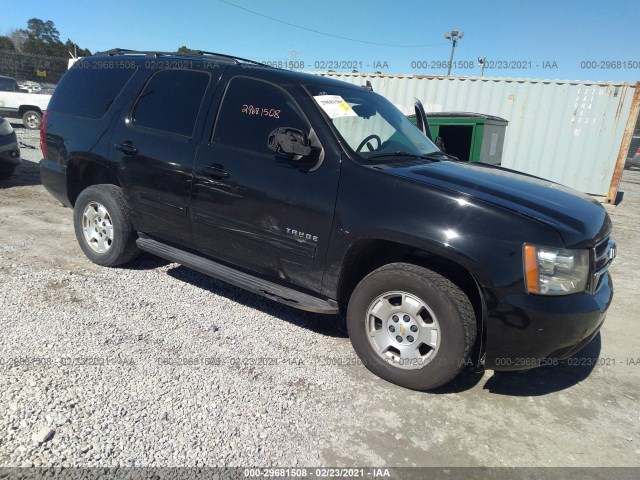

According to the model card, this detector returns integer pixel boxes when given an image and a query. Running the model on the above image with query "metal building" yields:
[317,73,640,204]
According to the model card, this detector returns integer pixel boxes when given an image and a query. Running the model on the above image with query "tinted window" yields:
[48,62,136,118]
[133,70,209,137]
[0,78,18,92]
[213,77,308,153]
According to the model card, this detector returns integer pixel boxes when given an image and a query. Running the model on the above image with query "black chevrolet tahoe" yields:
[40,49,615,390]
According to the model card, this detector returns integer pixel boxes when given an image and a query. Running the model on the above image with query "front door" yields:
[190,76,340,292]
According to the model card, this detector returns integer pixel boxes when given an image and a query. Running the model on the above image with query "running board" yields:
[136,236,339,314]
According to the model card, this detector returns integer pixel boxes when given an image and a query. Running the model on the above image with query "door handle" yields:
[203,163,230,179]
[114,142,139,155]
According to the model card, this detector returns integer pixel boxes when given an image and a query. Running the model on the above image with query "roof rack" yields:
[96,48,270,67]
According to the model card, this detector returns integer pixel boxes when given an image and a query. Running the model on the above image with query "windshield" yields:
[306,83,440,161]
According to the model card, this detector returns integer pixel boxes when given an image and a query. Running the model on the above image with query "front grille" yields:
[590,237,616,293]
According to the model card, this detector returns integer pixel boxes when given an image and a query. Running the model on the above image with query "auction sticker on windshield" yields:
[313,95,357,119]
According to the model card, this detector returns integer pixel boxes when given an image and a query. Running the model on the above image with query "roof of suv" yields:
[97,48,263,65]
[90,49,368,91]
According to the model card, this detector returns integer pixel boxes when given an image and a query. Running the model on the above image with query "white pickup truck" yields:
[0,75,51,130]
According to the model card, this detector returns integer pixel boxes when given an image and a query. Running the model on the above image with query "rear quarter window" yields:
[47,60,137,119]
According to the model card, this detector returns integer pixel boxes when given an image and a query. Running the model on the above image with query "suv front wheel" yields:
[73,184,140,267]
[347,263,477,390]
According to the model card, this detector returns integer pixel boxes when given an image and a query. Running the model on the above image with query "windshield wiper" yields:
[418,151,448,159]
[365,151,432,160]
[365,151,454,162]
[420,151,460,161]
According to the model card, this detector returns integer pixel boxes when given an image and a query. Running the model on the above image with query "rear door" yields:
[110,68,217,247]
[190,75,341,292]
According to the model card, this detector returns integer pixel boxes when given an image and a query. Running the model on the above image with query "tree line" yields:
[1,18,204,60]
[0,18,91,58]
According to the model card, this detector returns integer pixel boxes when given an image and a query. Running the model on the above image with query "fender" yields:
[321,157,565,300]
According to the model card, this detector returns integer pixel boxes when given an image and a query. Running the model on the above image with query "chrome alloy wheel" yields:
[82,202,114,253]
[366,291,441,370]
[23,112,40,129]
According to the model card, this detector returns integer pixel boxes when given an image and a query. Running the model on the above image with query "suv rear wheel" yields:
[347,263,477,390]
[73,185,140,266]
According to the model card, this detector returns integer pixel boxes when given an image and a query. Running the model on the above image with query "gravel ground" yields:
[1,127,639,468]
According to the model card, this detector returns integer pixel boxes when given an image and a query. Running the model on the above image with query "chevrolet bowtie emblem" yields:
[399,324,405,335]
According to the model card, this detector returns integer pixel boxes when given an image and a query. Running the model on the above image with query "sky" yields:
[2,0,640,82]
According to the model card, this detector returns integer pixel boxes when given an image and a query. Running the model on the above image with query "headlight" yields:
[523,244,590,295]
[0,119,13,136]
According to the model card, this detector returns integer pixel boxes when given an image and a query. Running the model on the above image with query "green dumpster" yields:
[409,112,509,165]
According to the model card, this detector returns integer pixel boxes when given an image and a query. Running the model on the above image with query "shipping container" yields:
[316,73,640,204]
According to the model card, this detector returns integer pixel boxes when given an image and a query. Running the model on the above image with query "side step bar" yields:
[136,236,339,314]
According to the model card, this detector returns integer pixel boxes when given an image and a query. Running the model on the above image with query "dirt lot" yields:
[1,126,639,467]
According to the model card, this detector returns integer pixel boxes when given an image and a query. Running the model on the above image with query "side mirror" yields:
[435,136,446,153]
[413,99,433,141]
[267,127,312,157]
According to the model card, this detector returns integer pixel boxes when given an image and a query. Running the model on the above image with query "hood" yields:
[387,160,611,247]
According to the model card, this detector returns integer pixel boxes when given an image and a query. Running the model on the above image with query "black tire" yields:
[22,110,42,130]
[347,263,477,391]
[73,184,140,267]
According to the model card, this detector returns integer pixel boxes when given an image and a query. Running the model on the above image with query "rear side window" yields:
[212,77,308,153]
[0,78,18,92]
[132,70,209,137]
[48,61,136,118]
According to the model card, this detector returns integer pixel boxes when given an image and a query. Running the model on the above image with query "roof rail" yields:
[193,50,269,67]
[96,48,270,67]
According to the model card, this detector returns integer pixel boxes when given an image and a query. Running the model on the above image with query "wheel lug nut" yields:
[410,325,418,332]
[403,315,410,322]
[392,315,398,322]
[395,336,403,342]
[407,335,414,342]
[389,325,395,332]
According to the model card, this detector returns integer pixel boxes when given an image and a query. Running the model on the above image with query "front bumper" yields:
[484,272,613,370]
[0,150,21,173]
[0,132,20,173]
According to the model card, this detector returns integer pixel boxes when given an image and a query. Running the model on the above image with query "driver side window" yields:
[212,77,309,154]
